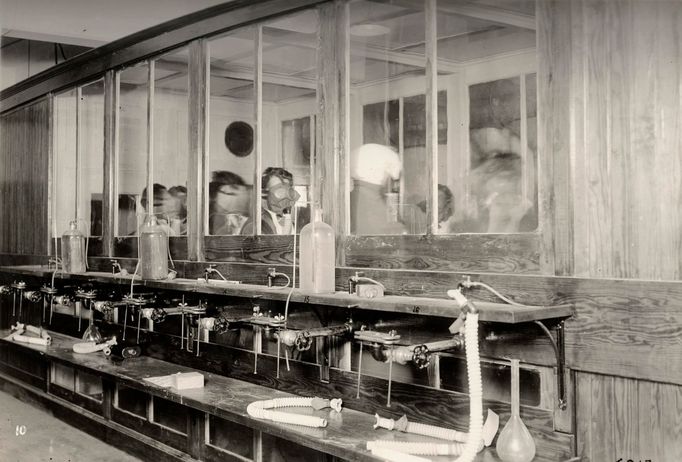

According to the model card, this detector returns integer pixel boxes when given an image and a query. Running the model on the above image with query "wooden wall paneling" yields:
[204,236,295,265]
[536,0,571,276]
[0,99,50,256]
[584,0,614,278]
[604,0,633,280]
[344,234,541,273]
[568,0,682,280]
[630,0,682,280]
[577,372,682,462]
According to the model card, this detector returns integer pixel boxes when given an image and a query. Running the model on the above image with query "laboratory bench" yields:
[0,265,576,461]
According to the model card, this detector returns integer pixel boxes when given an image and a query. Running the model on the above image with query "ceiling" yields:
[0,0,231,47]
[1,0,536,103]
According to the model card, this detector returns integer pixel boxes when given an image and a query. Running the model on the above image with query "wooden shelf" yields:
[0,265,574,324]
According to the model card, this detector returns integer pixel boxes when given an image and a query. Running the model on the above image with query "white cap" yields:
[350,143,402,186]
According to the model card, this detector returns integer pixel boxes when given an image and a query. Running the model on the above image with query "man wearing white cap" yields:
[350,143,407,235]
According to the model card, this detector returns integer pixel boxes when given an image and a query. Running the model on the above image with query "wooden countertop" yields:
[0,266,574,324]
[0,329,567,462]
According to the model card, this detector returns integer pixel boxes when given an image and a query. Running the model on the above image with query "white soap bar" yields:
[172,372,204,390]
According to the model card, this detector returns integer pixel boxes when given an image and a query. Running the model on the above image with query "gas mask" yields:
[266,183,300,214]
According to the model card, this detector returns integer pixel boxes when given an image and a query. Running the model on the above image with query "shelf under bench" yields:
[0,266,574,323]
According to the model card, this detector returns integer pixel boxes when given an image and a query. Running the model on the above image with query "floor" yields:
[0,390,142,462]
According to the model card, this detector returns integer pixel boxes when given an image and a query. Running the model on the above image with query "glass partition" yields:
[53,79,104,241]
[152,48,190,236]
[348,0,427,235]
[435,0,537,234]
[116,63,149,237]
[53,89,78,238]
[207,9,318,236]
[260,10,318,234]
[80,79,105,237]
[207,28,257,236]
[345,0,537,235]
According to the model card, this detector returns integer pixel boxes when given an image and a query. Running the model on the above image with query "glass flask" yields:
[82,300,103,343]
[496,358,536,462]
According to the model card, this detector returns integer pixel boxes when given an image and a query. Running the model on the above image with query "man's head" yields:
[350,143,402,186]
[210,171,249,215]
[140,183,172,216]
[262,167,299,214]
[168,185,187,219]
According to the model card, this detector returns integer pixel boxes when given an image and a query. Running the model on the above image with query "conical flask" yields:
[496,358,536,462]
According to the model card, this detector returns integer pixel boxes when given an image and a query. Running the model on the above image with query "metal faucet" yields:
[204,264,227,283]
[348,271,365,294]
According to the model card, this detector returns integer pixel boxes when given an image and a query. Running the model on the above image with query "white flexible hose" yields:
[369,446,433,462]
[10,323,51,345]
[73,337,117,354]
[246,396,341,428]
[456,312,482,462]
[374,409,498,446]
[368,440,472,456]
[11,334,50,346]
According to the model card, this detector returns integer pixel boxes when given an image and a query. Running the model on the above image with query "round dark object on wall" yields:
[225,121,254,157]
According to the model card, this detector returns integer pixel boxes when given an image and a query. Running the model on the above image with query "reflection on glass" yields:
[208,415,254,458]
[436,0,537,234]
[349,0,426,235]
[251,10,317,235]
[152,48,189,236]
[53,89,77,238]
[207,28,256,236]
[117,63,149,236]
[80,80,105,237]
[50,362,75,391]
[76,370,103,401]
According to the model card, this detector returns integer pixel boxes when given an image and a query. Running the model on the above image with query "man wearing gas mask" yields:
[241,167,304,235]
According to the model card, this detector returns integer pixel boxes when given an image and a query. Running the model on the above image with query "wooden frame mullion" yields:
[102,70,118,257]
[425,0,438,235]
[188,39,209,261]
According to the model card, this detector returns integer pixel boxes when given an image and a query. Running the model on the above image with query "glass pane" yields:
[152,48,189,236]
[117,63,149,237]
[152,396,187,434]
[50,362,75,391]
[76,369,103,401]
[53,89,77,237]
[436,0,537,234]
[259,10,318,235]
[262,433,327,462]
[349,0,426,235]
[80,79,105,237]
[207,28,256,236]
[116,384,148,418]
[208,415,254,458]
